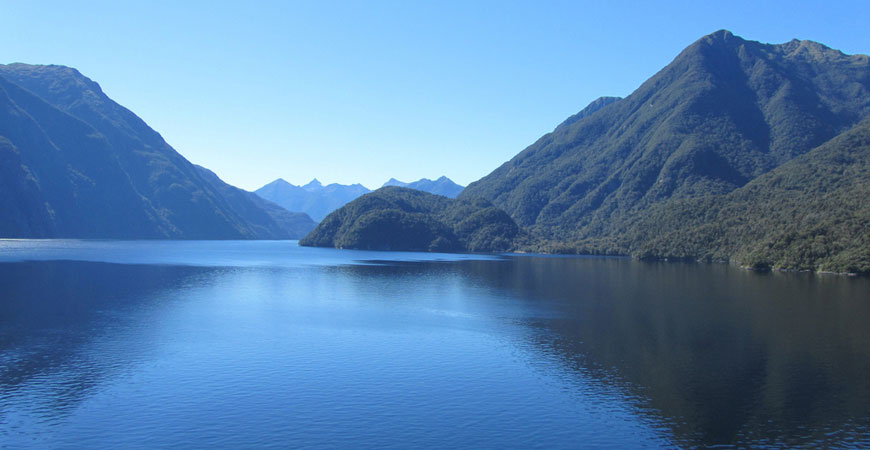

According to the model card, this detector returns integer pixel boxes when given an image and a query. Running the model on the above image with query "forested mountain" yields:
[255,178,371,222]
[300,186,518,252]
[0,63,314,239]
[629,118,870,274]
[460,30,870,273]
[382,176,464,198]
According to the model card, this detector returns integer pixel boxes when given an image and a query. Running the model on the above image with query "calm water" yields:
[0,240,868,449]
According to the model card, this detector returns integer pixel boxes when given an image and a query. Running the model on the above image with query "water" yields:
[0,240,868,448]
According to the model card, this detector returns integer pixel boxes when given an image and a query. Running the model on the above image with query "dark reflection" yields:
[461,256,870,448]
[0,261,215,417]
[2,250,869,448]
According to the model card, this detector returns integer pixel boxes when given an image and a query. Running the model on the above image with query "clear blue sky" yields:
[1,1,867,190]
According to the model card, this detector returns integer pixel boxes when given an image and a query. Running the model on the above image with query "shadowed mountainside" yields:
[0,63,314,239]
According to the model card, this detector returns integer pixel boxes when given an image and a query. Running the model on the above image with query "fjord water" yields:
[1,241,868,448]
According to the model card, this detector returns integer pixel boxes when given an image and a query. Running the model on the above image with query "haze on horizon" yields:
[1,0,867,190]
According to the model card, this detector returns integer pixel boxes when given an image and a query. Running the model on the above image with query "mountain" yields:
[381,176,465,198]
[193,166,317,239]
[0,63,315,239]
[255,175,464,223]
[629,118,870,274]
[255,178,371,222]
[299,186,519,252]
[460,30,870,272]
[559,96,622,128]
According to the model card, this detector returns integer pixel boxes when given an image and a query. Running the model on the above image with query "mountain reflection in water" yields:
[0,241,867,448]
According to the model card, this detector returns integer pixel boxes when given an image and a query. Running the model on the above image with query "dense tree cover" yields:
[461,31,870,273]
[299,187,519,252]
[521,120,870,274]
[0,64,315,239]
[628,119,870,274]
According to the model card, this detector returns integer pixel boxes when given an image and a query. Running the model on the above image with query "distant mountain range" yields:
[382,176,464,198]
[0,63,315,239]
[255,177,464,222]
[255,179,370,222]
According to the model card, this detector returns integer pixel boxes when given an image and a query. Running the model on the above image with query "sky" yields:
[1,1,868,190]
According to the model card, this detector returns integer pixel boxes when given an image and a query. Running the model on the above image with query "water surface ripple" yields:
[1,240,868,448]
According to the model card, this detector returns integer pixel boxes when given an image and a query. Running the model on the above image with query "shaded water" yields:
[0,240,868,448]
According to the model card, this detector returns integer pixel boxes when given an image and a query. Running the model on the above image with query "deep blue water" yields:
[0,240,868,448]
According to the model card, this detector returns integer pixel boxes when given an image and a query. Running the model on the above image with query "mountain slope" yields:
[461,31,870,242]
[194,166,316,238]
[627,118,870,273]
[0,63,313,239]
[0,71,161,237]
[382,176,464,198]
[300,186,519,252]
[0,137,57,237]
[255,178,370,222]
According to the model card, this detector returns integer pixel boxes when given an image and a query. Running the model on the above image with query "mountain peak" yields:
[255,178,372,221]
[462,30,870,240]
[688,29,746,53]
[266,178,292,186]
[379,176,464,198]
[1,63,105,97]
[777,38,847,63]
[707,29,735,41]
[303,179,323,190]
